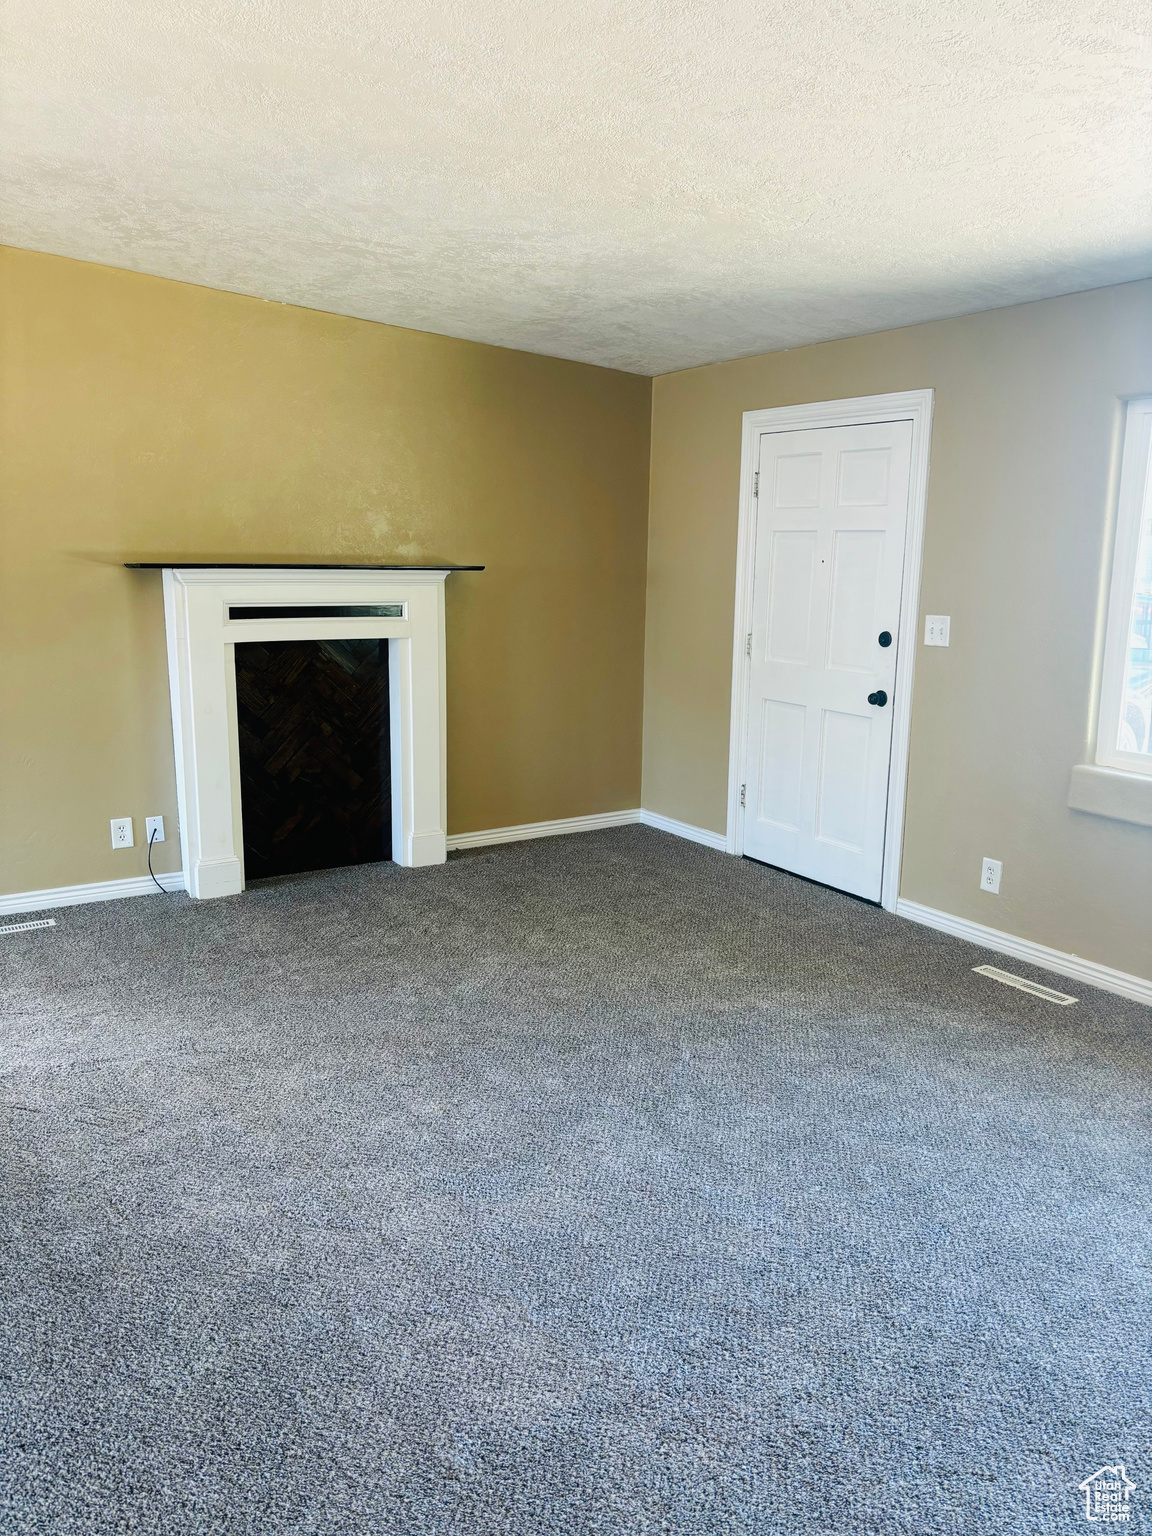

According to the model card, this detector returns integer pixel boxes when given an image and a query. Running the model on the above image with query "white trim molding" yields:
[446,809,730,853]
[897,899,1152,1008]
[1068,763,1152,827]
[447,808,735,853]
[447,809,640,850]
[1094,395,1152,776]
[638,809,728,851]
[0,871,185,917]
[2,812,716,911]
[726,390,935,912]
[162,566,452,898]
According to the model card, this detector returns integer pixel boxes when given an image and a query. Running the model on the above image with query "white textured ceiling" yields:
[2,1,1151,374]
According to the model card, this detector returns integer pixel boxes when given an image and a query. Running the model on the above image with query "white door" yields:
[740,419,913,901]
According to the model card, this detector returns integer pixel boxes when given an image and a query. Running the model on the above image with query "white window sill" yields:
[1068,764,1152,828]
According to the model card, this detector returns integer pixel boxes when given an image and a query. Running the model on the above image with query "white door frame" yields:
[726,390,934,912]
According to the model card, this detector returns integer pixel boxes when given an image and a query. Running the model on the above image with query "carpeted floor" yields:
[1,826,1149,1534]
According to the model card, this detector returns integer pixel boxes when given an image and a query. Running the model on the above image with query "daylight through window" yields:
[1098,397,1152,774]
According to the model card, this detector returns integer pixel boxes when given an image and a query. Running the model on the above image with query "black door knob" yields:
[867,689,888,707]
[878,631,892,648]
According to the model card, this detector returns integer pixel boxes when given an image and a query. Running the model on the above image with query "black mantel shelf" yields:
[125,562,484,571]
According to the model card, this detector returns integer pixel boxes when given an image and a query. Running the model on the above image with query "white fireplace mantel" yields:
[158,565,460,898]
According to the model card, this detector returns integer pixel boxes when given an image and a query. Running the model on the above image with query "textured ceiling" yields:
[2,1,1151,374]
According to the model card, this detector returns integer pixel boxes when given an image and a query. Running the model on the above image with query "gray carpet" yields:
[1,826,1149,1535]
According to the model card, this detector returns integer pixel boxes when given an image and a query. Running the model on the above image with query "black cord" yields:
[147,828,167,895]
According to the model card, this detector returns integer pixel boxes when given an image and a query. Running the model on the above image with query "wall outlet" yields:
[924,615,951,646]
[145,815,165,844]
[980,857,1002,895]
[110,817,134,850]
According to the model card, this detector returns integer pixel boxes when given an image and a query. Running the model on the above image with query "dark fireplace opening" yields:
[235,638,392,881]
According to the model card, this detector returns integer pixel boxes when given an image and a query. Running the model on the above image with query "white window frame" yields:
[1096,396,1152,776]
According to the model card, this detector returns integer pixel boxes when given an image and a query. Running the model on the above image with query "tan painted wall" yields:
[644,280,1152,979]
[0,247,651,895]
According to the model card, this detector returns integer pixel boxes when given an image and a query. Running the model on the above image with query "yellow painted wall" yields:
[644,280,1152,979]
[5,244,1148,983]
[0,247,651,894]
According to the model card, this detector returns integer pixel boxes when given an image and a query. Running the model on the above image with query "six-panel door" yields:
[742,420,913,901]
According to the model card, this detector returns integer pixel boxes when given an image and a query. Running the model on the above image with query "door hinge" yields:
[753,471,759,498]
[745,632,752,658]
[740,784,746,808]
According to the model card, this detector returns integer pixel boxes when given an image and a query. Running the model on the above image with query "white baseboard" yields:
[896,899,1152,1008]
[5,810,716,907]
[446,809,641,851]
[446,807,733,854]
[0,870,185,916]
[638,809,729,852]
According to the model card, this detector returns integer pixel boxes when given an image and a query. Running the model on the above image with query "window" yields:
[1098,397,1152,775]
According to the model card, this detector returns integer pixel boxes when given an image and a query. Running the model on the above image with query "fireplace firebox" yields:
[236,637,392,880]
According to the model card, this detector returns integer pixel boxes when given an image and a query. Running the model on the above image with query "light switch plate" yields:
[924,615,950,646]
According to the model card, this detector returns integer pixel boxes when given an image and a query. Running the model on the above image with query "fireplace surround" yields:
[137,564,480,899]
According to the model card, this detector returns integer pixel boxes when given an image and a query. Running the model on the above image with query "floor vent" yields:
[0,918,57,936]
[973,964,1076,1005]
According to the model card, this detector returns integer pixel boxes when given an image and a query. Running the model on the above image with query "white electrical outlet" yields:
[980,857,1002,895]
[924,615,951,646]
[145,815,165,844]
[110,817,134,849]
